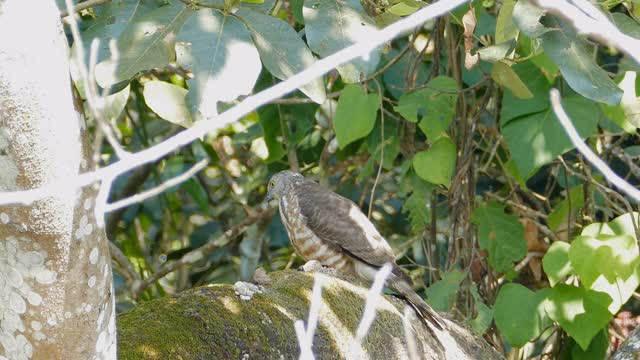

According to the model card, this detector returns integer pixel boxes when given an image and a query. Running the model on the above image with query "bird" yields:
[266,170,444,331]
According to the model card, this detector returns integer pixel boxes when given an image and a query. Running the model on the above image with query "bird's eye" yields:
[269,180,275,189]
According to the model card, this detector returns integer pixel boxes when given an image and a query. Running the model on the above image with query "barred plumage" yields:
[267,170,444,331]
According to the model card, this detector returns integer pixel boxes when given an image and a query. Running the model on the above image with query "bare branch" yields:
[104,159,209,213]
[549,89,640,203]
[0,0,468,207]
[535,0,640,65]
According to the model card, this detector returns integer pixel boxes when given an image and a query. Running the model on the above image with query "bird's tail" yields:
[388,268,445,331]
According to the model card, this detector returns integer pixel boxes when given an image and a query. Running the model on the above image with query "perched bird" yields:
[266,170,444,331]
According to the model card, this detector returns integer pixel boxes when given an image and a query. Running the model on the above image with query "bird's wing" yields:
[295,181,395,267]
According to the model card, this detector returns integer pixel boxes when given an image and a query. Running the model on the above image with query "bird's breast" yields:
[279,194,354,274]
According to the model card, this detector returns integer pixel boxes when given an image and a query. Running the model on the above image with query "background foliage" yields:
[64,0,640,357]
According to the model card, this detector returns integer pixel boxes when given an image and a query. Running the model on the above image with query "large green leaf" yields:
[235,8,326,104]
[545,285,612,350]
[470,202,526,273]
[176,10,260,120]
[512,0,549,38]
[412,137,456,187]
[501,95,599,177]
[95,3,194,87]
[424,269,464,312]
[540,16,622,105]
[542,241,573,287]
[500,61,550,124]
[143,80,192,127]
[71,0,157,91]
[395,76,458,140]
[494,284,548,347]
[303,0,381,83]
[333,85,379,149]
[579,213,640,314]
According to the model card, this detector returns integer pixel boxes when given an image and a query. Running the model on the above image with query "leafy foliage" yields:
[66,0,640,357]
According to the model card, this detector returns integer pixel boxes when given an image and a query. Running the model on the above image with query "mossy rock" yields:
[118,269,502,359]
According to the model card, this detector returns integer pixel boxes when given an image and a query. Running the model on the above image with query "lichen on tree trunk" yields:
[118,269,502,359]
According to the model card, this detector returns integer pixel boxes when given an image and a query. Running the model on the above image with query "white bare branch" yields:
[295,275,325,360]
[0,0,467,207]
[549,89,640,203]
[534,0,640,65]
[348,263,392,358]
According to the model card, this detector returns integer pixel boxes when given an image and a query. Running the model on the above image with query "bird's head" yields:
[266,170,304,201]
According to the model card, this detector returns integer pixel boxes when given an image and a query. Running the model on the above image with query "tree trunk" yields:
[118,269,502,359]
[0,1,116,358]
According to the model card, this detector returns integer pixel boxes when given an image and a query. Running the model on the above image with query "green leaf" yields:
[491,61,533,99]
[495,0,517,43]
[183,178,209,213]
[542,241,573,286]
[401,172,434,233]
[494,284,548,347]
[477,41,515,63]
[570,329,609,360]
[333,85,379,148]
[500,61,550,124]
[579,213,640,314]
[424,269,465,312]
[470,202,526,273]
[412,137,456,187]
[257,106,286,162]
[71,0,159,88]
[569,234,639,288]
[469,284,493,335]
[388,2,420,16]
[95,3,194,87]
[544,285,612,350]
[143,81,193,127]
[367,119,400,170]
[99,85,131,122]
[501,95,599,178]
[512,0,549,38]
[235,9,326,104]
[395,76,458,139]
[611,13,640,39]
[547,185,585,231]
[540,16,623,105]
[176,10,260,120]
[303,0,381,83]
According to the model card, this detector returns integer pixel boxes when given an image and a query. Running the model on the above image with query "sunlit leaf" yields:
[425,269,464,311]
[95,3,194,87]
[303,0,381,83]
[545,285,612,350]
[542,241,573,286]
[176,10,260,120]
[235,8,326,103]
[143,80,192,127]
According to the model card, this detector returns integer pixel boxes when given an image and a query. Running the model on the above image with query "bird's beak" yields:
[266,193,273,202]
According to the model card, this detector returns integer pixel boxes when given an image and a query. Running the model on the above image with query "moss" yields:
[117,269,495,360]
